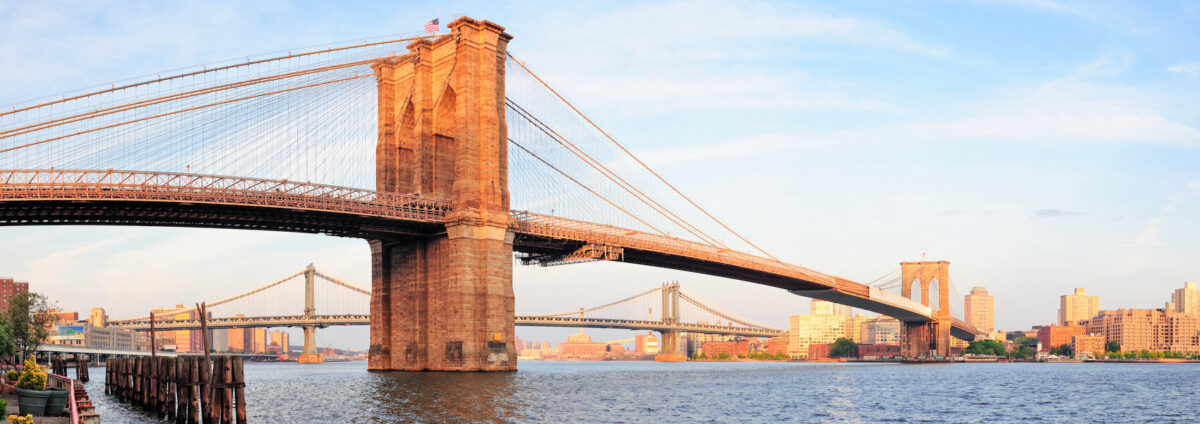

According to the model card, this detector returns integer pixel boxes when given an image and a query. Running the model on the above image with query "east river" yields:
[79,360,1200,423]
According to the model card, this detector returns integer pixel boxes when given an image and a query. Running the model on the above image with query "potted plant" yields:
[45,382,68,416]
[13,356,47,416]
[0,370,15,394]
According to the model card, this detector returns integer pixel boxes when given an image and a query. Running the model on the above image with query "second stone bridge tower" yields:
[368,17,515,371]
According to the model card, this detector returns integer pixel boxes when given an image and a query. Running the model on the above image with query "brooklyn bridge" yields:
[0,16,983,371]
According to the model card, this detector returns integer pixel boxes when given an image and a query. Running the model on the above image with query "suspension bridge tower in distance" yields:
[367,17,516,371]
[899,261,953,358]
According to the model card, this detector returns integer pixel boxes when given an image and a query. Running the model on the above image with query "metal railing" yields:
[0,169,451,222]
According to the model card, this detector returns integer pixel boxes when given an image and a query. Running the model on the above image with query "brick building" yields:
[764,336,788,355]
[1086,309,1200,353]
[858,344,901,359]
[0,278,29,312]
[1072,334,1105,357]
[700,339,750,356]
[808,343,831,360]
[1037,324,1087,352]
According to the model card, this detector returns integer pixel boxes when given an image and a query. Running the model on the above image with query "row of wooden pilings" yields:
[50,354,89,382]
[105,356,246,423]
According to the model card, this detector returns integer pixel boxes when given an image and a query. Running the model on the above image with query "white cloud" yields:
[1107,180,1200,274]
[1167,62,1200,77]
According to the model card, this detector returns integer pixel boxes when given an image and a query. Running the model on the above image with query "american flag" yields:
[424,18,439,35]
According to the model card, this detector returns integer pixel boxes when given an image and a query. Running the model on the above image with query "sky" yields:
[1,0,1198,349]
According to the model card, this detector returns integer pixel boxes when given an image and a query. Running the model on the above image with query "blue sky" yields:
[1,0,1198,348]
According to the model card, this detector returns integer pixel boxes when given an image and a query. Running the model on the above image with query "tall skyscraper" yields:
[811,299,852,317]
[964,286,994,333]
[1170,282,1200,316]
[1059,288,1099,325]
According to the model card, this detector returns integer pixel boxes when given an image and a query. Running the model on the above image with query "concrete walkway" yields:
[0,392,71,423]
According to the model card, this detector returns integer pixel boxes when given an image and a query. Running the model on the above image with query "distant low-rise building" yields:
[858,344,900,359]
[1037,324,1087,352]
[789,314,846,358]
[49,323,141,350]
[700,339,750,356]
[1085,308,1200,353]
[634,333,659,354]
[861,318,901,345]
[1072,334,1105,358]
[807,343,831,360]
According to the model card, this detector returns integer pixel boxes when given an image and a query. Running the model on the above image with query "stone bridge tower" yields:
[368,17,515,371]
[899,261,952,358]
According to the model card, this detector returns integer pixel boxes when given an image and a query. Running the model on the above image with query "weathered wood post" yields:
[221,356,233,423]
[147,355,158,412]
[197,302,214,423]
[189,357,200,424]
[232,356,247,424]
[176,357,189,424]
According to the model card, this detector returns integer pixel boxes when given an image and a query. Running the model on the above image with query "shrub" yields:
[0,399,6,417]
[15,356,45,391]
[717,353,731,360]
[3,370,15,382]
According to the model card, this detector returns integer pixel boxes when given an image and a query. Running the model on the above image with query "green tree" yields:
[1058,344,1074,358]
[1008,346,1035,359]
[965,340,1006,356]
[3,292,55,360]
[829,338,857,358]
[1014,336,1038,347]
[1105,341,1120,353]
[0,323,14,364]
[717,352,730,360]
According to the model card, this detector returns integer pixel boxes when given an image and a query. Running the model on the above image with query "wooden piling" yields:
[133,357,143,406]
[146,353,158,408]
[175,357,186,424]
[189,357,200,424]
[232,356,246,424]
[220,356,234,423]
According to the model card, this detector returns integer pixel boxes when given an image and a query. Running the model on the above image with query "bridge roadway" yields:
[0,169,983,340]
[37,343,278,360]
[106,314,784,338]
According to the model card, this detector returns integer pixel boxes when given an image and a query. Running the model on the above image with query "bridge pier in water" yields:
[368,17,517,371]
[898,261,953,358]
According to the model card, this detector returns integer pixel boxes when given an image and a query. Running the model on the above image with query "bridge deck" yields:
[1,169,984,339]
[108,314,782,337]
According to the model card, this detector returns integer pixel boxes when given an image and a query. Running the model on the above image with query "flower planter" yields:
[14,387,49,416]
[45,388,68,415]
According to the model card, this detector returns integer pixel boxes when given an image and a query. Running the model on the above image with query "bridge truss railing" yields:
[0,169,451,222]
[510,211,868,297]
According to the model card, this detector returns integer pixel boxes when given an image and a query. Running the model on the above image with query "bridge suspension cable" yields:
[506,52,787,263]
[677,288,780,330]
[533,286,663,318]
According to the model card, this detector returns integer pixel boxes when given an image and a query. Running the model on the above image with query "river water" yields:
[79,360,1200,423]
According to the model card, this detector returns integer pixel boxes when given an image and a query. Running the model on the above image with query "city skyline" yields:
[1,1,1199,349]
